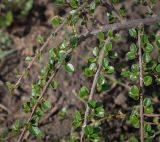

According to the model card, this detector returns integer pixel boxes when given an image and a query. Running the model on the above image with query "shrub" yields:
[2,0,160,142]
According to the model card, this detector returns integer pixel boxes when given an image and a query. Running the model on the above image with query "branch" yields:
[80,37,110,142]
[17,48,72,142]
[78,16,160,44]
[138,29,144,142]
[15,2,87,88]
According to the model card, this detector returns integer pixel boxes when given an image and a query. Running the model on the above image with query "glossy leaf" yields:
[51,16,61,26]
[28,126,44,137]
[143,76,152,86]
[65,63,74,73]
[129,85,139,100]
[79,86,89,98]
[129,28,137,38]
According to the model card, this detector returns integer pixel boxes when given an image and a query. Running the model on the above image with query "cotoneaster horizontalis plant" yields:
[1,0,160,142]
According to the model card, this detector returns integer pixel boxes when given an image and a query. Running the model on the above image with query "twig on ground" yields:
[0,104,11,114]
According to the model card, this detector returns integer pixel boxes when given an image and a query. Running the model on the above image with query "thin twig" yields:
[0,104,11,114]
[138,28,144,142]
[97,113,127,122]
[15,2,87,88]
[144,113,160,117]
[80,37,110,142]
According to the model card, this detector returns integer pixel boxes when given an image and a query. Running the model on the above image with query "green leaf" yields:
[6,81,16,92]
[65,63,74,73]
[25,56,32,61]
[65,53,72,63]
[102,58,109,69]
[93,47,99,56]
[109,51,118,59]
[130,43,137,53]
[0,11,13,28]
[97,75,105,85]
[107,30,113,37]
[144,98,152,107]
[28,126,44,137]
[156,64,160,72]
[22,102,31,113]
[97,32,104,41]
[143,53,151,63]
[89,63,97,72]
[51,16,61,26]
[41,100,51,110]
[105,42,112,51]
[101,83,111,92]
[144,43,153,52]
[129,28,137,38]
[90,1,96,11]
[50,80,58,90]
[79,86,89,98]
[95,107,105,117]
[143,76,152,86]
[59,107,67,118]
[146,61,157,70]
[121,70,130,77]
[12,120,21,133]
[129,85,139,100]
[69,0,78,8]
[69,14,79,25]
[36,35,44,44]
[141,34,149,44]
[131,64,139,73]
[144,105,154,114]
[84,68,94,77]
[31,84,41,96]
[105,66,114,74]
[129,111,140,128]
[144,123,152,132]
[128,137,138,142]
[119,6,126,17]
[70,36,78,48]
[72,111,82,128]
[130,72,138,81]
[156,77,160,84]
[36,107,44,117]
[84,125,94,135]
[126,52,136,60]
[113,33,121,41]
[88,100,96,109]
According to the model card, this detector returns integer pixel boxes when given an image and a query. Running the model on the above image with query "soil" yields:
[0,0,160,142]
